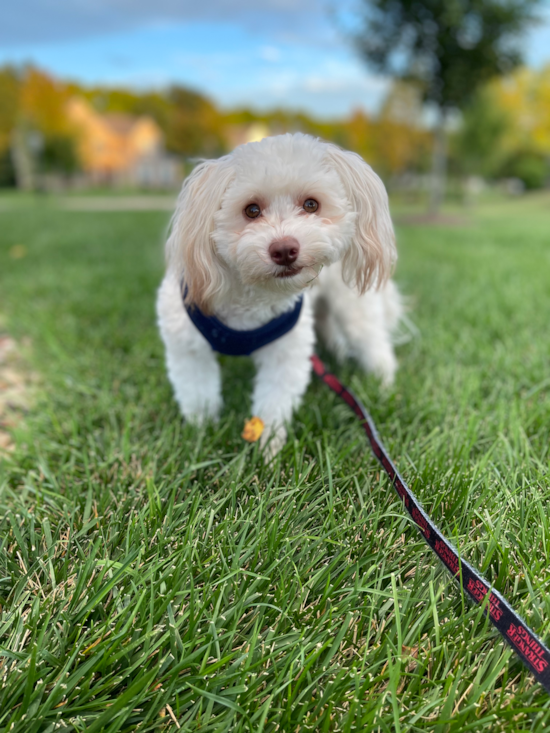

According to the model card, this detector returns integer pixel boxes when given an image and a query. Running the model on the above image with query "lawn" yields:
[1,192,549,732]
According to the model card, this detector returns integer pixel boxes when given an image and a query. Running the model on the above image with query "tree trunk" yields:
[428,107,447,216]
[11,128,35,191]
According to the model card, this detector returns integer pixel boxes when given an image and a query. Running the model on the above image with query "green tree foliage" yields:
[38,135,79,175]
[451,65,550,188]
[355,0,540,109]
[0,66,81,187]
[166,86,226,157]
[500,148,548,189]
[451,87,511,178]
[353,0,541,209]
[0,66,20,186]
[0,66,19,147]
[0,149,15,186]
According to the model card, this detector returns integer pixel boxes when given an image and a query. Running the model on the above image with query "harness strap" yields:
[183,288,303,356]
[311,354,550,694]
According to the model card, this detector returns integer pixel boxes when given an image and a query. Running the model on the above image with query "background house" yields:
[67,98,181,188]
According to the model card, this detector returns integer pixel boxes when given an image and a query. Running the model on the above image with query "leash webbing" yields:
[311,354,550,694]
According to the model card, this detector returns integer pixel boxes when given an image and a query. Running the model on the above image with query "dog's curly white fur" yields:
[157,133,402,457]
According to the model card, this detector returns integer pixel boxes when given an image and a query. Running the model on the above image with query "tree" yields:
[451,86,511,179]
[20,67,72,137]
[492,64,550,154]
[0,66,20,186]
[9,66,79,188]
[166,87,227,157]
[353,0,541,213]
[373,81,432,178]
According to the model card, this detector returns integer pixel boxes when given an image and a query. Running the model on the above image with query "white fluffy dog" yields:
[157,133,402,456]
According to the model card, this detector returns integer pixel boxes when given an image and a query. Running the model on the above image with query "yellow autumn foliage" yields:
[490,65,550,154]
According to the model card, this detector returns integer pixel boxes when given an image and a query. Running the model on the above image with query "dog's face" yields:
[169,133,396,313]
[212,136,355,294]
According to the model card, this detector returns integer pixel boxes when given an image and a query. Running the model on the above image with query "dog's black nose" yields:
[269,238,299,267]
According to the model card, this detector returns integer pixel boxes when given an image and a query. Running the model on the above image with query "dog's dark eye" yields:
[303,198,319,213]
[245,203,261,219]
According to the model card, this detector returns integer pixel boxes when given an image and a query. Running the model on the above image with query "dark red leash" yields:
[311,354,550,694]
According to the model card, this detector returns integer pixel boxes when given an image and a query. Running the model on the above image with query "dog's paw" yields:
[378,367,396,390]
[182,402,221,427]
[370,351,397,390]
[259,424,287,463]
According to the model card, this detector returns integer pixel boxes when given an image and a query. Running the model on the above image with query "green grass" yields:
[0,193,549,732]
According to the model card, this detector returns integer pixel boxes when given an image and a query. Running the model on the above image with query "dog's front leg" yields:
[157,275,222,424]
[166,338,221,425]
[251,301,315,459]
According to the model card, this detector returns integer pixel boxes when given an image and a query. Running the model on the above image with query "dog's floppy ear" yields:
[166,156,234,314]
[325,143,396,292]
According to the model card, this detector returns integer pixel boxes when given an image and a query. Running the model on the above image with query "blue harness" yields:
[183,290,303,356]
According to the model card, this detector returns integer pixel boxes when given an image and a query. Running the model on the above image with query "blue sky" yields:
[2,0,550,118]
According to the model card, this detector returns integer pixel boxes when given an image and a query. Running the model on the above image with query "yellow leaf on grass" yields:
[10,245,27,259]
[242,416,264,442]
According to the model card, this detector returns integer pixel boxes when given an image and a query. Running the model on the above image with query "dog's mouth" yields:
[275,266,303,279]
